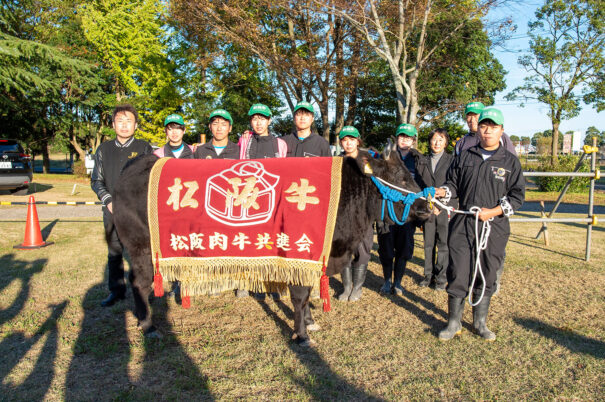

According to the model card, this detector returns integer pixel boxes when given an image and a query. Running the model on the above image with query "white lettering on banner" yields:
[295,234,313,253]
[232,232,252,250]
[275,233,291,251]
[255,233,274,250]
[170,234,190,251]
[167,232,313,254]
[209,232,228,250]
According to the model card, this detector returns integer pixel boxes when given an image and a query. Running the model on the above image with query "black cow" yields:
[112,151,431,345]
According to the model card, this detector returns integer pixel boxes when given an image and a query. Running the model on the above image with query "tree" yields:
[79,0,183,144]
[506,0,605,165]
[320,0,507,125]
[584,125,605,146]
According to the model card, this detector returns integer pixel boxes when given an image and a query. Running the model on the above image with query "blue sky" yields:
[485,1,604,140]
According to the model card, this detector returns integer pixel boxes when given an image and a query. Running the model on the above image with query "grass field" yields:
[0,210,603,400]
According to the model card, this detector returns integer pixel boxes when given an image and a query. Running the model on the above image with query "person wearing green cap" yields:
[238,103,287,159]
[282,101,331,157]
[153,114,195,159]
[377,123,427,296]
[456,101,516,156]
[335,126,373,302]
[434,107,525,341]
[194,109,240,159]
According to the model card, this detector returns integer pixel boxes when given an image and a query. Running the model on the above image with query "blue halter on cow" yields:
[112,151,431,345]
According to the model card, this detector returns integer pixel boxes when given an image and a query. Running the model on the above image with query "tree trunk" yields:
[551,121,560,165]
[334,17,345,137]
[41,132,50,174]
[69,125,86,161]
[319,96,330,142]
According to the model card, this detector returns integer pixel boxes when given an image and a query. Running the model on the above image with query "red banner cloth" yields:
[148,157,342,296]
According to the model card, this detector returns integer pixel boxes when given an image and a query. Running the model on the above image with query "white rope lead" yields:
[373,176,492,306]
[467,207,492,307]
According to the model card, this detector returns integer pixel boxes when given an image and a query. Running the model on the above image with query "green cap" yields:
[209,109,233,125]
[478,107,504,125]
[396,123,417,137]
[464,101,485,116]
[339,126,360,139]
[248,103,272,118]
[294,101,314,114]
[164,113,185,127]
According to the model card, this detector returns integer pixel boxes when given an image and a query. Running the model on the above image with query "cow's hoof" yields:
[306,323,321,332]
[297,338,317,348]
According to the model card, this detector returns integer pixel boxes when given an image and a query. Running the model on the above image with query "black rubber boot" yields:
[438,296,465,340]
[348,264,367,302]
[493,264,504,296]
[337,265,353,301]
[392,259,406,295]
[472,296,496,341]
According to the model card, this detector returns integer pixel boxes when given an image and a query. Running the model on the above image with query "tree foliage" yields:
[506,0,605,164]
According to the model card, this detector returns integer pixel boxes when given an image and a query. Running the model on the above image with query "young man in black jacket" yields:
[91,104,153,307]
[282,102,331,157]
[435,108,525,341]
[194,109,240,160]
[416,128,455,290]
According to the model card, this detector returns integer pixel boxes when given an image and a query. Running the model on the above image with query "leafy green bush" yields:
[535,155,591,193]
[72,160,88,178]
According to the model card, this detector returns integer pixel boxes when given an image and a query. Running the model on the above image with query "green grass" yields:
[0,212,603,400]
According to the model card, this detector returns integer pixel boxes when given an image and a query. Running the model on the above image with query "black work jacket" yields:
[283,132,331,157]
[194,141,239,160]
[444,145,525,236]
[91,137,152,206]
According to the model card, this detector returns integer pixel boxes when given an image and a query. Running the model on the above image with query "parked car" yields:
[0,139,33,195]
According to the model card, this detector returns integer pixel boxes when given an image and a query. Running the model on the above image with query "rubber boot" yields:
[392,259,406,295]
[348,264,367,302]
[493,264,504,296]
[337,265,353,301]
[438,296,465,340]
[472,296,496,341]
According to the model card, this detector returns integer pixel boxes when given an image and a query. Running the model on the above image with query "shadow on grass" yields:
[515,318,605,359]
[41,219,59,241]
[66,281,213,400]
[64,236,210,398]
[0,301,68,399]
[0,253,45,326]
[508,234,585,260]
[256,299,381,401]
[30,183,53,193]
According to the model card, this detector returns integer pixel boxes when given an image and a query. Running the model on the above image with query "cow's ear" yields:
[383,137,397,161]
[355,150,385,177]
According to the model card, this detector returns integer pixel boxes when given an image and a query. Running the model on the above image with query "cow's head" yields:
[355,146,432,226]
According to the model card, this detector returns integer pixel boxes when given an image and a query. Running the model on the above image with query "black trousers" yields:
[377,222,415,283]
[352,226,374,268]
[103,209,126,296]
[422,212,449,284]
[447,216,508,299]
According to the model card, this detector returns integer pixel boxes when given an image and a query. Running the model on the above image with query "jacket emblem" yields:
[128,152,138,159]
[491,166,509,182]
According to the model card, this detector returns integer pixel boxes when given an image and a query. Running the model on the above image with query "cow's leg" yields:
[303,301,321,332]
[129,252,159,337]
[289,285,314,346]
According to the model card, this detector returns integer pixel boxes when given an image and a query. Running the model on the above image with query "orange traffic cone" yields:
[14,195,53,249]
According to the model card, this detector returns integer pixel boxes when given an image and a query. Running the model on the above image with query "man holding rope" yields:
[434,107,525,341]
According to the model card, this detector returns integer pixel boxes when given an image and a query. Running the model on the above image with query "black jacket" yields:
[455,131,517,156]
[416,151,457,212]
[283,132,331,157]
[161,143,194,159]
[444,145,525,236]
[91,137,152,206]
[194,141,240,160]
